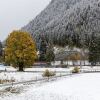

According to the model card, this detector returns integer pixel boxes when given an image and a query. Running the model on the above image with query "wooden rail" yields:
[0,73,73,87]
[1,69,100,88]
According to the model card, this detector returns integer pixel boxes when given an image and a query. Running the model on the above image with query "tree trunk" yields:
[18,62,24,71]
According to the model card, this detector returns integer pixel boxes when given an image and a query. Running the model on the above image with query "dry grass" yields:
[0,79,15,84]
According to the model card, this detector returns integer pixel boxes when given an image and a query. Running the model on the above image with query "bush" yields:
[0,79,15,84]
[72,67,80,73]
[42,69,56,78]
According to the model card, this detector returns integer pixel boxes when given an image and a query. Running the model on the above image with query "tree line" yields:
[1,30,100,71]
[0,31,55,71]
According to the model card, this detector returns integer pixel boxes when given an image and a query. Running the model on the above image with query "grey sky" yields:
[0,0,51,41]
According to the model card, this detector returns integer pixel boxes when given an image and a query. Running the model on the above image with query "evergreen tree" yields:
[38,35,47,61]
[89,33,100,66]
[46,44,55,65]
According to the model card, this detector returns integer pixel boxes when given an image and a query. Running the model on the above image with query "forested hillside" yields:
[22,0,100,48]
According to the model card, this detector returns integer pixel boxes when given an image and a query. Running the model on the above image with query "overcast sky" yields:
[0,0,51,41]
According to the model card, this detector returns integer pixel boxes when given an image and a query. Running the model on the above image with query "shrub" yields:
[42,69,56,78]
[5,87,21,93]
[72,67,80,73]
[0,79,15,84]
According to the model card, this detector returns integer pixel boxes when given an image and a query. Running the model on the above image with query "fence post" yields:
[12,81,13,87]
[36,76,37,82]
[60,73,62,77]
[48,76,49,81]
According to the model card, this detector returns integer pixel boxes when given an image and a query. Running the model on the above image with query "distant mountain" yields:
[22,0,100,47]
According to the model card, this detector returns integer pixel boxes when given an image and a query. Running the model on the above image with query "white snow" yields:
[0,64,72,72]
[0,65,72,83]
[0,64,6,71]
[1,73,100,100]
[25,67,72,72]
[0,65,17,71]
[0,72,42,83]
[0,70,71,83]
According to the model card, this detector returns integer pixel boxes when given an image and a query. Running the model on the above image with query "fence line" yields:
[81,69,100,73]
[1,69,100,88]
[0,73,73,88]
[0,71,70,73]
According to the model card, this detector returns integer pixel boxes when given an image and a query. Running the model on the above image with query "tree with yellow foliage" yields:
[69,53,81,66]
[5,31,37,71]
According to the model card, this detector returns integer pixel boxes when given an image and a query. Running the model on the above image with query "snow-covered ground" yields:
[0,71,70,83]
[0,65,16,71]
[0,73,100,100]
[0,65,72,83]
[25,67,72,72]
[0,72,42,83]
[0,65,72,72]
[0,64,73,82]
[1,64,100,84]
[81,66,100,72]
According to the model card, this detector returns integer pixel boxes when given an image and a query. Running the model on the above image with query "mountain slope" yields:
[22,0,100,47]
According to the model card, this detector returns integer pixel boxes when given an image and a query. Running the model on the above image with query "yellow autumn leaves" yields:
[5,30,37,69]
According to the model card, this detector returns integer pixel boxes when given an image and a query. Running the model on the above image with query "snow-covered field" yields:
[0,65,72,83]
[0,65,16,71]
[0,64,100,84]
[0,65,72,72]
[0,72,42,83]
[0,71,69,83]
[0,73,100,100]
